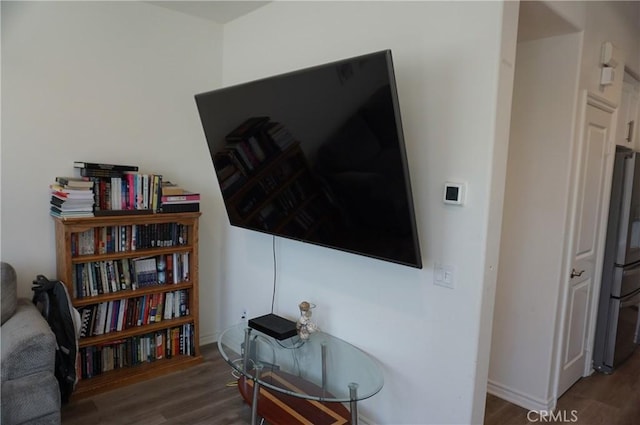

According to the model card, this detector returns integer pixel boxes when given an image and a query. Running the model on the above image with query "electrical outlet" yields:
[241,309,248,320]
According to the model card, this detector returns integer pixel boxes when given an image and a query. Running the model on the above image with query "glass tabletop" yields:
[218,323,384,403]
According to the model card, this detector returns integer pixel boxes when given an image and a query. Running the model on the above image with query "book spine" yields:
[127,173,135,210]
[81,168,125,178]
[142,175,149,210]
[161,194,201,202]
[152,175,161,212]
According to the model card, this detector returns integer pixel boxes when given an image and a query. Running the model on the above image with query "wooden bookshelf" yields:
[53,212,202,399]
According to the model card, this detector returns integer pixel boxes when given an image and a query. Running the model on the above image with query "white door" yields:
[557,95,615,397]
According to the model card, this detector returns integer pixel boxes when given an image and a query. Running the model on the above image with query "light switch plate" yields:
[434,262,455,289]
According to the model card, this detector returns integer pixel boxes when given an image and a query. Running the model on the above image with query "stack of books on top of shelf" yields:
[73,161,162,215]
[50,162,199,217]
[50,177,96,218]
[158,181,200,213]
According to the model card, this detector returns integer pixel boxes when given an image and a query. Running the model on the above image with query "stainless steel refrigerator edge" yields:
[593,145,640,373]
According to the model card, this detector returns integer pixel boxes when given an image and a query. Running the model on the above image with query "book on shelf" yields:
[90,173,162,213]
[49,179,96,217]
[50,184,95,198]
[161,192,200,203]
[77,324,194,377]
[155,293,165,323]
[72,259,138,297]
[92,302,107,336]
[158,186,200,214]
[133,257,158,288]
[116,299,127,332]
[71,224,189,257]
[148,293,161,323]
[71,228,96,256]
[50,203,93,213]
[55,177,94,189]
[161,181,185,196]
[156,331,164,360]
[105,301,114,334]
[50,168,200,219]
[51,191,93,202]
[74,161,139,172]
[169,252,190,283]
[50,209,94,219]
[51,196,93,210]
[156,255,166,284]
[161,199,200,205]
[92,210,152,217]
[80,168,126,178]
[163,292,174,320]
[142,296,152,325]
[165,254,174,284]
[158,202,200,214]
[78,307,93,338]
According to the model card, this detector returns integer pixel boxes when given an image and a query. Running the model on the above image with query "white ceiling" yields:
[517,1,578,43]
[150,1,639,34]
[147,1,269,24]
[518,1,640,43]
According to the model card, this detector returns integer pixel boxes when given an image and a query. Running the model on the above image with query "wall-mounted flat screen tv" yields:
[195,50,422,268]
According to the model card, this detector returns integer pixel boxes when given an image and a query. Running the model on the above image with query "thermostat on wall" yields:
[444,182,466,205]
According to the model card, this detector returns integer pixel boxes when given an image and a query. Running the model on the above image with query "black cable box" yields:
[248,313,298,340]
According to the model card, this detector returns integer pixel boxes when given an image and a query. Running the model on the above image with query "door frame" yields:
[552,91,618,401]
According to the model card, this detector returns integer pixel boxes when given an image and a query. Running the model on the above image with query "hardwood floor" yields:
[62,343,253,425]
[484,349,640,425]
[62,343,640,424]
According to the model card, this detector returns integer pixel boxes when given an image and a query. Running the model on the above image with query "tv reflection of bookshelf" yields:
[224,143,336,241]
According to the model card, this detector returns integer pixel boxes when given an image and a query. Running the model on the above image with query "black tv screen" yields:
[195,50,422,268]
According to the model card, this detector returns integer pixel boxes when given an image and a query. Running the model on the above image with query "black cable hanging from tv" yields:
[271,235,276,314]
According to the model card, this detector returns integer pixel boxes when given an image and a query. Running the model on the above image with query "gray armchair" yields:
[1,262,61,425]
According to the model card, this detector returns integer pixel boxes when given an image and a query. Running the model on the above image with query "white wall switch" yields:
[434,262,455,288]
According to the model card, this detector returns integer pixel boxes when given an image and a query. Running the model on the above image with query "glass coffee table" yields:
[218,323,384,425]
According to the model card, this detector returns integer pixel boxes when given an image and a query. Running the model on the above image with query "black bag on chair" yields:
[32,275,80,404]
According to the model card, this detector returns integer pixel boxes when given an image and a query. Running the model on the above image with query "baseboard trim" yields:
[199,332,218,346]
[358,413,373,425]
[487,379,555,411]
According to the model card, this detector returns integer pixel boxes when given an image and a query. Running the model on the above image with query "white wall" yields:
[1,1,223,341]
[490,0,640,412]
[580,1,640,104]
[1,1,520,424]
[547,1,640,102]
[489,32,582,409]
[215,2,515,424]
